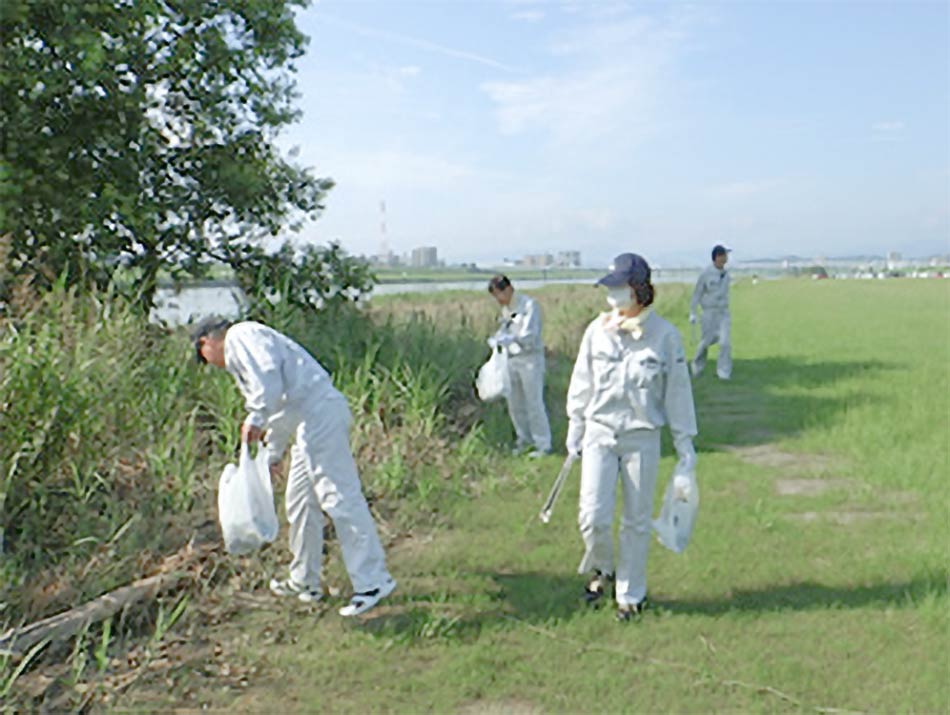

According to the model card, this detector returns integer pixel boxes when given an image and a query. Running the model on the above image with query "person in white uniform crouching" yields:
[488,275,552,458]
[689,244,732,380]
[565,254,698,622]
[194,318,396,617]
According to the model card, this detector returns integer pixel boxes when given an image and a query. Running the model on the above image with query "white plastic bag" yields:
[652,468,699,553]
[218,442,279,555]
[475,347,510,402]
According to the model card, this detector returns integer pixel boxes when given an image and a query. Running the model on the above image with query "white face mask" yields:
[606,286,634,310]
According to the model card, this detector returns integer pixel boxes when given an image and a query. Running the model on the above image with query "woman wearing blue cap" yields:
[565,253,698,621]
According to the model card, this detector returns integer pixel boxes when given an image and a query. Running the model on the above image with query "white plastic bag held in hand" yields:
[652,468,699,553]
[475,347,510,402]
[218,442,279,555]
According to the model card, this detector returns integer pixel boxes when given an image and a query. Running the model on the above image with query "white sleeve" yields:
[663,328,698,458]
[226,331,285,429]
[512,297,542,348]
[566,323,594,425]
[689,271,705,314]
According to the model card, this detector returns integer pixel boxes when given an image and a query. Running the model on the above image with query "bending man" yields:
[194,318,396,617]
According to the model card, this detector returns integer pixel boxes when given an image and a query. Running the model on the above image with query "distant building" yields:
[370,251,401,267]
[520,253,554,268]
[886,251,903,271]
[411,246,439,268]
[555,251,581,267]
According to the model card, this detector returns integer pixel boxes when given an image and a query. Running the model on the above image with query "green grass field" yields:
[101,278,950,714]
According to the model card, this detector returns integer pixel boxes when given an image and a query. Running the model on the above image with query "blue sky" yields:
[277,0,949,268]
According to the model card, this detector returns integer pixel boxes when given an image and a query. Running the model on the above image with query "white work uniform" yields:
[496,292,551,452]
[690,264,732,379]
[224,322,391,594]
[566,311,697,605]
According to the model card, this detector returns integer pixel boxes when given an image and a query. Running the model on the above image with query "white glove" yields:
[688,312,697,324]
[673,434,696,473]
[566,419,585,456]
[487,335,498,349]
[496,334,516,348]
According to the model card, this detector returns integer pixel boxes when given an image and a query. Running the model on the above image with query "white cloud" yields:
[511,10,545,22]
[871,120,907,143]
[571,207,617,231]
[483,65,655,142]
[706,179,783,199]
[480,10,698,146]
[315,12,520,73]
[872,120,905,132]
[317,149,474,191]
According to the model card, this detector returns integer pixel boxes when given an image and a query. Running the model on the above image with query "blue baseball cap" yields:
[712,244,731,259]
[596,253,651,287]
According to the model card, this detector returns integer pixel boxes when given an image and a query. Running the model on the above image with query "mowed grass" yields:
[116,279,949,714]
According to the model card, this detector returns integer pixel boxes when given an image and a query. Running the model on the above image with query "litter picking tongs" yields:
[539,454,578,524]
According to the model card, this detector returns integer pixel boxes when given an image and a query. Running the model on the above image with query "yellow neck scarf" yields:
[605,308,652,339]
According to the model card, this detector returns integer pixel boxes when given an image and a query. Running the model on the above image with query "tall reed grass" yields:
[0,280,241,622]
[0,280,518,625]
[0,276,692,625]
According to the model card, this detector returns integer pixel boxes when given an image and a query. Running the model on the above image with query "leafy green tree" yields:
[222,239,376,315]
[0,0,335,307]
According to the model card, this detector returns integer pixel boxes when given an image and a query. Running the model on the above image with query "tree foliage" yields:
[225,239,376,316]
[0,0,343,307]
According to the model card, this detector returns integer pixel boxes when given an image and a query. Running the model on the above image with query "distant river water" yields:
[151,273,701,326]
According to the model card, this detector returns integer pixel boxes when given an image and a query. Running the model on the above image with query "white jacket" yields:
[566,311,697,463]
[224,322,341,454]
[690,265,730,313]
[498,292,544,357]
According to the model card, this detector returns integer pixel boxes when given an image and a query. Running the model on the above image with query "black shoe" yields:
[583,570,614,607]
[616,597,648,622]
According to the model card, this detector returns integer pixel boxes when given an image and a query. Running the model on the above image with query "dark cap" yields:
[712,244,731,259]
[596,253,651,287]
[191,316,231,363]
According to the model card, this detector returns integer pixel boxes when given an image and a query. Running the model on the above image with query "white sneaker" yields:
[338,577,397,617]
[528,449,552,459]
[690,360,702,378]
[269,578,323,604]
[717,371,731,380]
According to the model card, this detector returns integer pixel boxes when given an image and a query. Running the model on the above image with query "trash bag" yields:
[652,467,699,553]
[475,346,510,402]
[218,442,279,555]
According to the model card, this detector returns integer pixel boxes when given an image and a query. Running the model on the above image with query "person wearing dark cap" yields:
[565,254,697,621]
[689,245,732,379]
[487,275,552,457]
[192,317,395,617]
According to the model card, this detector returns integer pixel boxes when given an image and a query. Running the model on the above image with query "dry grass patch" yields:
[784,510,910,526]
[457,698,543,715]
[774,478,857,497]
[726,444,840,474]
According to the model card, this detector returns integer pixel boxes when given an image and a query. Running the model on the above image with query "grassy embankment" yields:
[4,278,949,712]
[0,278,512,706]
[128,278,948,713]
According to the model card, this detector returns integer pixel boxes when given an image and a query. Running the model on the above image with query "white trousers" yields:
[693,309,732,379]
[505,353,551,451]
[284,397,391,594]
[577,427,660,605]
